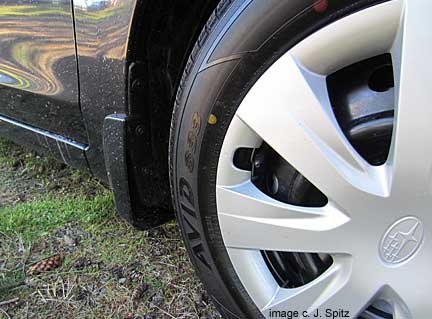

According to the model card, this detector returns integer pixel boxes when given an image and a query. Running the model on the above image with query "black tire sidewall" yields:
[169,0,386,317]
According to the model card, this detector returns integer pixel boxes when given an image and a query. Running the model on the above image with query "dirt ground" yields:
[0,139,221,319]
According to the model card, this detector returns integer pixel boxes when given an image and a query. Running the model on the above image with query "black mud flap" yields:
[103,114,173,229]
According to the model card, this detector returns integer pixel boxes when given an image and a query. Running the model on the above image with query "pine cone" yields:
[27,255,62,275]
[124,313,134,319]
[132,282,149,306]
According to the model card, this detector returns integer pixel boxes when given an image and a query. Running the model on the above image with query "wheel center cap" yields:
[379,216,424,265]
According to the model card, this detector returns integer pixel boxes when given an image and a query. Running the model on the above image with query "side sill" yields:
[0,114,89,170]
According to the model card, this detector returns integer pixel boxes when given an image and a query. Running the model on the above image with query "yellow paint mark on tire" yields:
[208,114,217,125]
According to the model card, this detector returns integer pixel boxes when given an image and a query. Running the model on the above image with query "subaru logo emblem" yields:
[379,216,424,265]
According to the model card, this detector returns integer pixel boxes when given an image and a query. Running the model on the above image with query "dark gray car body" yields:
[0,0,219,228]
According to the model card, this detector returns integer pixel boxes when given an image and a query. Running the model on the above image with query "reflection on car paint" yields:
[0,0,86,142]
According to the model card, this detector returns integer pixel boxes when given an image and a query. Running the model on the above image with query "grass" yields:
[0,194,113,240]
[0,139,220,318]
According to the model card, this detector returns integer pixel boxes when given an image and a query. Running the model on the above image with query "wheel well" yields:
[124,0,220,225]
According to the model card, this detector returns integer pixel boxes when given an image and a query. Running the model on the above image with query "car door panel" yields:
[73,0,136,179]
[0,0,87,144]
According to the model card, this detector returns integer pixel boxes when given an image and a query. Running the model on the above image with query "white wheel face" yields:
[216,1,432,318]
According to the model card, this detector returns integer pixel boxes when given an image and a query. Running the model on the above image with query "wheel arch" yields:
[113,0,220,228]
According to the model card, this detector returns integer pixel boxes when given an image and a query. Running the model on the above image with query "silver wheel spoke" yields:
[217,181,351,254]
[386,239,432,319]
[389,0,432,199]
[217,115,262,187]
[215,2,429,318]
[262,256,377,318]
[291,0,402,75]
[236,50,388,209]
[390,280,429,319]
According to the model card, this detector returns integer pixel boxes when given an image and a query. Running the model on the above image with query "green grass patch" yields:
[0,193,114,241]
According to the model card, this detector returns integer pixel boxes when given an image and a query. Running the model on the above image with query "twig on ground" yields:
[152,304,176,319]
[0,298,19,307]
[0,307,11,319]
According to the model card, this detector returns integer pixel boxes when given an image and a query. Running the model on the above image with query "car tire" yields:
[169,0,389,318]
